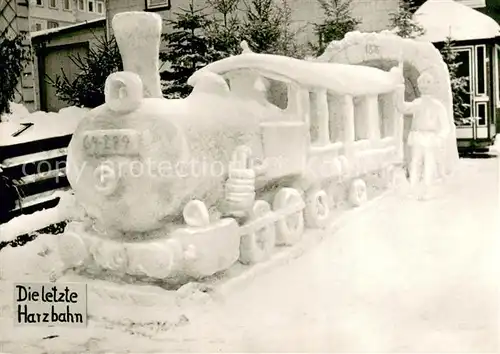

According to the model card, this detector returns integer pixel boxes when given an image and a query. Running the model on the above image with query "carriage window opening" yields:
[353,96,369,140]
[496,46,500,105]
[476,45,486,95]
[309,91,320,143]
[455,49,472,125]
[476,102,487,126]
[327,93,345,143]
[378,93,394,138]
[265,78,288,110]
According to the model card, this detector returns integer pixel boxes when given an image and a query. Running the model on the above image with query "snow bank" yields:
[0,105,89,146]
[1,102,31,121]
[414,0,500,42]
[0,190,77,242]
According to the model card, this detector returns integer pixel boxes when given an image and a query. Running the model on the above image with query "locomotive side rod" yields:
[237,200,306,237]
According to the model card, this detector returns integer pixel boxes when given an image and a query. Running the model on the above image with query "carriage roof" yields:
[188,52,401,96]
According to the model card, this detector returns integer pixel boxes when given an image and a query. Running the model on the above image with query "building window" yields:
[494,45,500,107]
[455,48,473,124]
[475,45,486,95]
[47,21,59,29]
[145,0,171,11]
[476,102,487,126]
[49,0,57,8]
[63,0,71,10]
[78,0,84,10]
[97,1,104,13]
[88,0,95,12]
[36,0,43,6]
[32,22,43,31]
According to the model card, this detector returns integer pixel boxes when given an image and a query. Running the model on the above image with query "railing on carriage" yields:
[305,88,405,178]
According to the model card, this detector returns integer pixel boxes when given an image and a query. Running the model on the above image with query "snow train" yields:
[59,12,406,284]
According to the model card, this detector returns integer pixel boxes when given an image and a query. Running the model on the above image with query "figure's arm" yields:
[394,84,416,115]
[389,67,415,115]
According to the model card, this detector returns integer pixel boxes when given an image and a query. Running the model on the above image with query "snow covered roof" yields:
[414,0,500,42]
[30,17,106,39]
[189,53,401,96]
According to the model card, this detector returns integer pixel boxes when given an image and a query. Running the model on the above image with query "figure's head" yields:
[417,72,434,94]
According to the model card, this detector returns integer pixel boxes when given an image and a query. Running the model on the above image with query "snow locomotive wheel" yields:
[239,200,276,264]
[273,188,305,246]
[349,178,367,207]
[304,188,330,228]
[58,231,89,268]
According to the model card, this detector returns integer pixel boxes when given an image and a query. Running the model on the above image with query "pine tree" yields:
[311,0,360,55]
[237,0,307,57]
[389,0,425,39]
[206,0,242,59]
[272,0,309,58]
[241,0,283,54]
[0,33,30,117]
[440,36,471,126]
[159,0,219,99]
[47,35,122,108]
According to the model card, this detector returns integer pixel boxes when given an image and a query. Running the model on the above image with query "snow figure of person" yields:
[393,71,450,199]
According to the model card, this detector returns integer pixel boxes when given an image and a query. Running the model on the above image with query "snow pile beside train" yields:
[0,103,89,144]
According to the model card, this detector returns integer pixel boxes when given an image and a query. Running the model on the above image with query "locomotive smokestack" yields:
[112,12,163,98]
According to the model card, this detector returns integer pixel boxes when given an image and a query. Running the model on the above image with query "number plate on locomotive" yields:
[82,129,141,156]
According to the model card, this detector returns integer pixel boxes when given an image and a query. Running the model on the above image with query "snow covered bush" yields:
[0,33,30,117]
[47,35,123,108]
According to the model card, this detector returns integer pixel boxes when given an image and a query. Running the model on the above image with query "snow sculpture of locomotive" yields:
[59,11,406,284]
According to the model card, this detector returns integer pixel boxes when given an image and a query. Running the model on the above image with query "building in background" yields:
[105,0,491,40]
[0,0,35,112]
[29,0,105,32]
[414,0,500,152]
[31,18,106,112]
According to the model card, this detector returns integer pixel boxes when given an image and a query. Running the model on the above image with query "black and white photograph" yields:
[0,0,498,352]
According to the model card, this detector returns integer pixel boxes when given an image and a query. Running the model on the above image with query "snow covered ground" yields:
[0,157,498,353]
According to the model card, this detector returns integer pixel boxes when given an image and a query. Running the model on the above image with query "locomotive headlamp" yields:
[93,163,119,196]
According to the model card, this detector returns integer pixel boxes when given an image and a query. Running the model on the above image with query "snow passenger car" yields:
[60,11,406,285]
